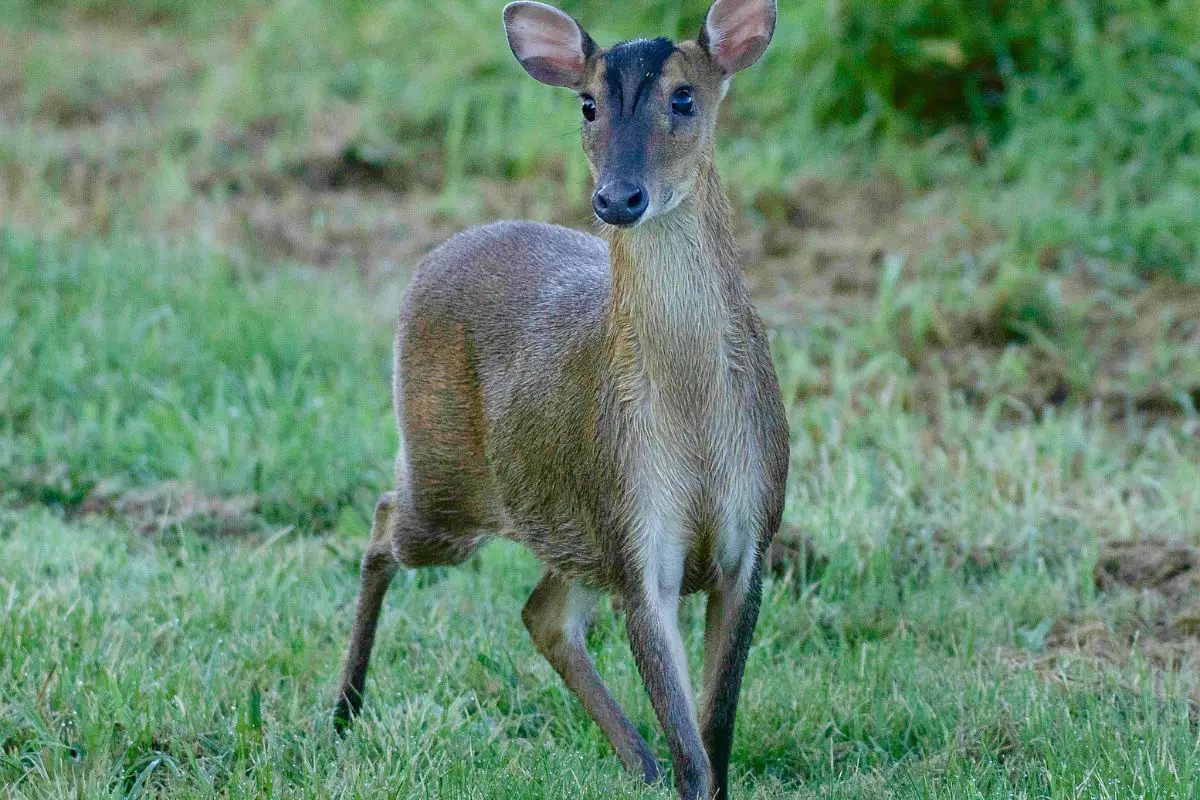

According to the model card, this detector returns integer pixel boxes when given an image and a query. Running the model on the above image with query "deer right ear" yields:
[503,1,595,89]
[700,0,776,75]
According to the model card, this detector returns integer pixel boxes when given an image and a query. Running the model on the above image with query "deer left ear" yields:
[504,1,596,89]
[700,0,776,75]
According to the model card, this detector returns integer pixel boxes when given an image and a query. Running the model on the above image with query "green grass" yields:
[3,230,1200,797]
[2,469,1199,798]
[0,231,395,531]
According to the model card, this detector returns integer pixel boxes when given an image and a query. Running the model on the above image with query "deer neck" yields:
[603,153,748,400]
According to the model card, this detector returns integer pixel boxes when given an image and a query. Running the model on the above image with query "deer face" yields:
[504,0,776,228]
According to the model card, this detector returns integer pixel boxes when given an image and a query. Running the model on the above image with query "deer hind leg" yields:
[523,572,660,784]
[334,492,401,731]
[334,482,489,733]
[391,502,487,567]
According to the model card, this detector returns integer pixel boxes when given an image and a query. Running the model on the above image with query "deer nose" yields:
[592,180,648,226]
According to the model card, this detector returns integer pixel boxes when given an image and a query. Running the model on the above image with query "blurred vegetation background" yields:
[3,0,1200,275]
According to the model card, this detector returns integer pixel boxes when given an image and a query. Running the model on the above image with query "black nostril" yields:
[594,193,609,211]
[626,190,643,210]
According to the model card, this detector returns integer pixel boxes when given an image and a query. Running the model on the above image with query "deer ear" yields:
[503,1,595,89]
[700,0,776,75]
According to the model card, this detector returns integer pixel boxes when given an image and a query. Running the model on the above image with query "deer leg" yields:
[523,572,659,783]
[334,492,399,732]
[625,575,712,800]
[699,549,766,800]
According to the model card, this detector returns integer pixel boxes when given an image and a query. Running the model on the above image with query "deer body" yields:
[335,3,787,798]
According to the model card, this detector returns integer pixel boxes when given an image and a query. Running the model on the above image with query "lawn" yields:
[2,500,1198,799]
[3,0,1200,798]
[3,231,1199,798]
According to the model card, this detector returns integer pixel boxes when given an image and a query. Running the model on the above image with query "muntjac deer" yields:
[334,1,788,797]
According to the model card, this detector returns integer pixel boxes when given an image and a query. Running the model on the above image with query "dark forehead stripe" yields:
[603,37,676,113]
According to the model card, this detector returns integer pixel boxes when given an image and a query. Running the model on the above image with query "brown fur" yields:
[335,3,786,798]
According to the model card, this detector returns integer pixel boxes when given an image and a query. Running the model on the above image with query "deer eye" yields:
[670,87,694,116]
[581,95,596,122]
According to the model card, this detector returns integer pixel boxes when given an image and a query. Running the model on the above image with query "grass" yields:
[2,230,1200,797]
[3,504,1200,799]
[3,0,1200,797]
[0,232,395,532]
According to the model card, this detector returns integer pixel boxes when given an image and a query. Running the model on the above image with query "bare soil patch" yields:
[740,173,913,320]
[192,127,454,279]
[78,481,261,538]
[1020,536,1200,696]
[0,26,197,127]
[1094,537,1200,605]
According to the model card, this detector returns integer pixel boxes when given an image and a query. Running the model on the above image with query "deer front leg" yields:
[625,572,712,800]
[699,547,766,799]
[523,572,660,783]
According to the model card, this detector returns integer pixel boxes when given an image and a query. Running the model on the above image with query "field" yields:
[3,1,1200,798]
